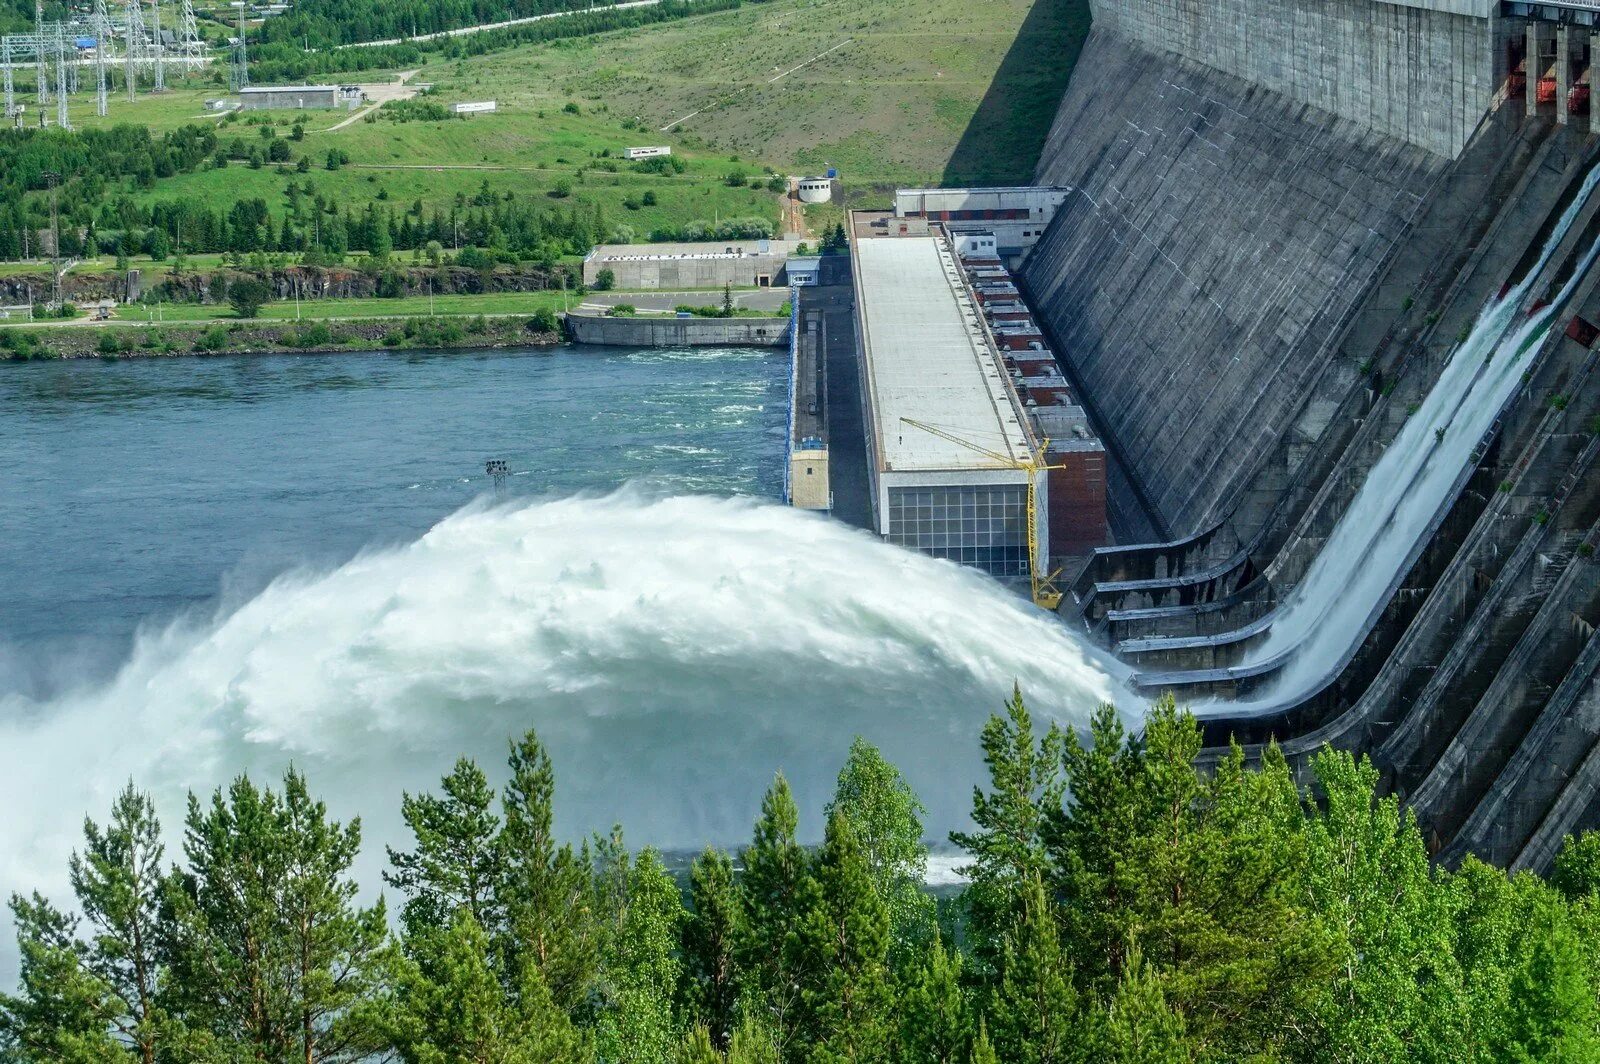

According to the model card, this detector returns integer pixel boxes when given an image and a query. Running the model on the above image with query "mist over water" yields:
[0,349,1124,946]
[0,491,1124,912]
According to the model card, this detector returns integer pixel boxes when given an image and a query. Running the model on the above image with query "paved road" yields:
[806,257,873,531]
[347,0,662,48]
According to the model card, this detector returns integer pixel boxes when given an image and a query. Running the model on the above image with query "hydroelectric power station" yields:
[825,0,1600,870]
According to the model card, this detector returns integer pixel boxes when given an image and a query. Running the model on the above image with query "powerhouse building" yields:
[853,226,1040,576]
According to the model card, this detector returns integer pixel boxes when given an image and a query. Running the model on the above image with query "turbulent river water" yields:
[0,346,1124,914]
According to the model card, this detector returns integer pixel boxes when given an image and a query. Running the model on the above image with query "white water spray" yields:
[1205,162,1600,715]
[0,490,1124,925]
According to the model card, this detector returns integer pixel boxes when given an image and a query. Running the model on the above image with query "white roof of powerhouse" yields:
[856,236,1032,473]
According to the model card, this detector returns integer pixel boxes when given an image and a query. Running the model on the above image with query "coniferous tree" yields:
[896,934,971,1064]
[1098,952,1187,1064]
[0,894,123,1063]
[497,729,598,1016]
[65,783,173,1064]
[792,812,893,1063]
[675,1024,722,1064]
[682,848,743,1050]
[738,773,811,1053]
[385,757,502,940]
[986,877,1082,1064]
[825,738,936,966]
[949,686,1063,971]
[386,909,583,1064]
[596,848,684,1064]
[164,769,387,1063]
[968,1020,998,1064]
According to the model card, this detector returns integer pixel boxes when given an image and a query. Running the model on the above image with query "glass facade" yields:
[886,484,1029,576]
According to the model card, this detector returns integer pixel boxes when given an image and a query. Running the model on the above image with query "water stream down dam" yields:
[1021,0,1600,869]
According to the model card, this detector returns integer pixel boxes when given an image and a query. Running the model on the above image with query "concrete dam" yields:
[1018,0,1600,869]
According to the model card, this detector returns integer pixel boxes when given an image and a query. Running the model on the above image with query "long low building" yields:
[583,239,802,289]
[851,222,1042,578]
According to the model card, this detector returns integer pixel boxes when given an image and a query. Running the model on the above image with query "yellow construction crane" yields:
[899,416,1065,611]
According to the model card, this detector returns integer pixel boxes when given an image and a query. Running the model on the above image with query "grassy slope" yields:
[45,0,1086,254]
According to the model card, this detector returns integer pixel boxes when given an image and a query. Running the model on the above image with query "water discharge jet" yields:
[0,489,1126,930]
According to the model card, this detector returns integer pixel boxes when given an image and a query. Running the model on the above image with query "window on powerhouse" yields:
[885,485,1030,576]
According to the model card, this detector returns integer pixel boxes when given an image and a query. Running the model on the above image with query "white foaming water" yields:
[0,490,1124,925]
[1210,162,1600,716]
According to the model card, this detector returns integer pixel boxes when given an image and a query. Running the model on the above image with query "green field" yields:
[11,0,1087,277]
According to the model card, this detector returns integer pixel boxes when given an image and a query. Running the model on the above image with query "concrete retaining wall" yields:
[1022,29,1445,539]
[1089,0,1501,158]
[564,312,788,347]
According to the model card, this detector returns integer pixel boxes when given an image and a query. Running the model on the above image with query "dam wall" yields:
[1022,29,1446,538]
[1089,0,1501,159]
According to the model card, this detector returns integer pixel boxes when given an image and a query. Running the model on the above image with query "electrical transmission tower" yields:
[230,0,247,90]
[149,0,163,90]
[178,0,200,69]
[124,0,145,100]
[34,0,45,105]
[52,26,68,128]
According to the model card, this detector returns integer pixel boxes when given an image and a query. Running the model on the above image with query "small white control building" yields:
[626,146,672,160]
[452,100,497,114]
[797,176,833,203]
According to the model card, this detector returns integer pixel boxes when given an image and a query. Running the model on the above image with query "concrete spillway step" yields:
[1412,509,1600,861]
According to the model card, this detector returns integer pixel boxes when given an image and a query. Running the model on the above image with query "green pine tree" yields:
[897,934,972,1064]
[738,773,811,1053]
[385,757,502,940]
[1098,952,1187,1064]
[0,894,123,1063]
[386,909,584,1064]
[792,812,893,1063]
[682,848,744,1049]
[986,877,1082,1064]
[825,738,936,966]
[949,686,1064,972]
[164,769,387,1063]
[65,782,174,1064]
[497,729,598,1015]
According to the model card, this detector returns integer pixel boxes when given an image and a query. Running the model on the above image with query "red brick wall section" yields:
[1047,451,1109,559]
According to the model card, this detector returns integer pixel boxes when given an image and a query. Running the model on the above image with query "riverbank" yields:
[2,315,563,360]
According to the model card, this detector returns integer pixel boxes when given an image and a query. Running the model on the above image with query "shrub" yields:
[300,321,332,346]
[528,308,558,333]
[96,332,123,355]
[593,268,616,291]
[228,279,272,319]
[562,101,580,114]
[641,190,657,206]
[723,169,748,187]
[383,329,405,347]
[1551,394,1570,411]
[550,179,573,199]
[607,303,636,316]
[1579,542,1596,559]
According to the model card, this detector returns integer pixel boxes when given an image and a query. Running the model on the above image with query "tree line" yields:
[5,691,1600,1063]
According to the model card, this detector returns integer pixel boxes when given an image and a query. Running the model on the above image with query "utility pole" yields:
[42,170,62,309]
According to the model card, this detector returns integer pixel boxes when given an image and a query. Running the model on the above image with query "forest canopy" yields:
[5,692,1600,1063]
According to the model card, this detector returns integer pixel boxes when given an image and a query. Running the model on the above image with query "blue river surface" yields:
[0,345,789,700]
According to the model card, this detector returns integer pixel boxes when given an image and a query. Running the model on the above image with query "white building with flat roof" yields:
[852,230,1046,576]
[893,186,1072,265]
